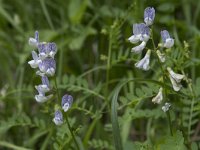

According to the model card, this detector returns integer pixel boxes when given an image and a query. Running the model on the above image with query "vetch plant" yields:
[28,31,74,119]
[28,31,80,149]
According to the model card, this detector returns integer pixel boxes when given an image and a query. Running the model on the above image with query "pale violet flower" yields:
[35,93,53,103]
[135,50,151,71]
[162,103,171,112]
[38,42,57,59]
[152,87,163,104]
[144,7,155,26]
[28,51,42,68]
[35,81,53,103]
[161,30,174,48]
[156,50,165,63]
[53,110,63,125]
[29,31,39,47]
[38,58,56,76]
[62,94,73,112]
[35,76,50,93]
[128,23,150,44]
[131,41,147,53]
[167,67,185,91]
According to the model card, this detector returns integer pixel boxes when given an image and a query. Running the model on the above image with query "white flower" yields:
[128,23,150,44]
[35,93,53,103]
[62,94,73,112]
[160,30,174,48]
[53,110,63,125]
[28,51,42,68]
[28,31,39,47]
[135,50,151,71]
[38,42,57,60]
[131,41,147,53]
[156,50,165,63]
[46,68,56,76]
[128,34,141,44]
[35,85,49,93]
[167,67,185,91]
[29,38,38,47]
[152,87,163,104]
[162,103,171,112]
[144,7,155,26]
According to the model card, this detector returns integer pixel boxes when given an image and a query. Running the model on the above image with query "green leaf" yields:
[158,131,186,150]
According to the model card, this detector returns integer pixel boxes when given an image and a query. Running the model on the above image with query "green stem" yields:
[0,141,31,150]
[151,27,173,135]
[167,111,173,136]
[54,76,80,150]
[106,30,113,100]
[54,76,61,101]
[66,117,80,150]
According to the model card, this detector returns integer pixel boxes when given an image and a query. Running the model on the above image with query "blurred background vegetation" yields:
[0,0,200,149]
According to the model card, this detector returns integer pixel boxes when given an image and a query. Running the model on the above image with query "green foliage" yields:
[0,0,200,150]
[157,131,186,150]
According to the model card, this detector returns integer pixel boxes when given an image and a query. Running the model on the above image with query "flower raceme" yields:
[28,31,57,103]
[28,31,73,125]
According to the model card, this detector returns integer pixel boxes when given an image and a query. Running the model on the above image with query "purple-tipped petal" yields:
[35,31,39,42]
[53,110,63,125]
[42,76,50,87]
[31,51,38,60]
[144,7,155,26]
[161,30,170,42]
[61,94,73,112]
[160,30,174,48]
[38,58,56,76]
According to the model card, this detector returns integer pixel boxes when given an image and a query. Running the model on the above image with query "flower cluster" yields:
[28,31,73,125]
[128,7,155,70]
[128,7,185,112]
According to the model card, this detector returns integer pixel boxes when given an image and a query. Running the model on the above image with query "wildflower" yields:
[35,93,53,103]
[144,7,155,26]
[162,102,171,112]
[161,30,174,48]
[38,58,56,76]
[152,87,163,104]
[156,50,165,63]
[62,94,73,112]
[35,76,50,93]
[29,31,39,47]
[28,51,42,68]
[129,23,150,43]
[167,67,185,91]
[131,41,147,53]
[135,50,151,71]
[35,82,53,103]
[53,110,63,125]
[38,42,57,59]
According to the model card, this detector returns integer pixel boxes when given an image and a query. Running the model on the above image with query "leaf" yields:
[158,131,186,150]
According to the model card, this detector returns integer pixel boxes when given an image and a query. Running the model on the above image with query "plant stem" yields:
[151,27,173,135]
[53,76,80,150]
[105,29,113,107]
[54,76,60,102]
[66,117,80,150]
[167,111,173,136]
